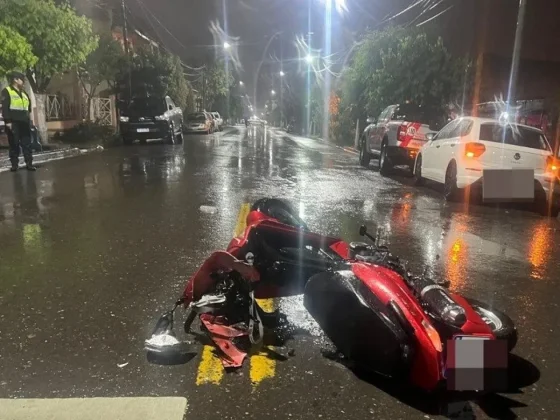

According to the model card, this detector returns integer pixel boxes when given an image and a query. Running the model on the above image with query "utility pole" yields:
[506,0,527,114]
[280,35,284,128]
[203,70,206,111]
[121,0,132,101]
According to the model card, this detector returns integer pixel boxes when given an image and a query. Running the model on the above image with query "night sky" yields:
[125,0,560,107]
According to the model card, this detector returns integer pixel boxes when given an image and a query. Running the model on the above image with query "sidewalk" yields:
[0,143,104,173]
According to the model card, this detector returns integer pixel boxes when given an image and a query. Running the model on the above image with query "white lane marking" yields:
[0,397,187,420]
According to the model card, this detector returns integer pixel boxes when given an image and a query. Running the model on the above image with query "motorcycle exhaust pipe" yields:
[413,278,467,327]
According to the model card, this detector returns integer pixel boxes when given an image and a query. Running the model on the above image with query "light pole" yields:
[506,0,527,115]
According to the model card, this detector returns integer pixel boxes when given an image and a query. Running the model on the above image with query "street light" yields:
[271,89,276,96]
[239,81,244,86]
[279,71,285,77]
[305,54,313,64]
[223,41,231,50]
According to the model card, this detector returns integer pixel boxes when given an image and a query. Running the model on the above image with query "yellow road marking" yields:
[250,298,277,388]
[195,346,224,385]
[195,202,251,386]
[195,203,278,388]
[234,203,251,237]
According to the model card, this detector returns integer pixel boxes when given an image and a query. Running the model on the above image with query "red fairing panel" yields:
[182,251,259,305]
[351,263,443,391]
[451,293,494,336]
[199,314,249,368]
[330,240,349,259]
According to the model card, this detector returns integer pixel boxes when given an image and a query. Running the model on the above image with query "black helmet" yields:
[8,71,26,83]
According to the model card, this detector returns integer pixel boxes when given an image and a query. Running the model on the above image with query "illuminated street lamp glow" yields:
[239,81,244,86]
[279,71,285,77]
[223,42,231,50]
[271,89,276,95]
[305,54,313,64]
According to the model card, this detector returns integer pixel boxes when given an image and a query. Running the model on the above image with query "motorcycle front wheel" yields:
[466,298,518,352]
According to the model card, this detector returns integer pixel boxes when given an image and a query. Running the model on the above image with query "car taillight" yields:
[398,124,407,142]
[546,156,559,173]
[464,142,486,158]
[398,123,414,148]
[421,319,443,352]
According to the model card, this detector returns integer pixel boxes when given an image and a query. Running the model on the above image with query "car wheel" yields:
[444,161,459,202]
[535,197,560,218]
[359,139,371,168]
[123,136,133,146]
[139,139,147,145]
[379,141,392,176]
[414,154,424,186]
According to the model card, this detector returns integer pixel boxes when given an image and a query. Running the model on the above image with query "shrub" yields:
[59,121,117,146]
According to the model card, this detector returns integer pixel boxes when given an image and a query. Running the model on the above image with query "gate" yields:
[91,97,114,126]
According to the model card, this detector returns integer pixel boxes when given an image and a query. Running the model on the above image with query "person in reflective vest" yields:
[1,71,36,171]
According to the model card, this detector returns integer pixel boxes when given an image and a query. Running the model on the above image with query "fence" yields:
[46,94,115,126]
[46,95,80,121]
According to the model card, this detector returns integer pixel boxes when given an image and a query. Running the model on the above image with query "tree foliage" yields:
[342,26,471,122]
[116,46,193,112]
[195,60,233,110]
[0,24,37,77]
[78,33,125,111]
[0,0,98,92]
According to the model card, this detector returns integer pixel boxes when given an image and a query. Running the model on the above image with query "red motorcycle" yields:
[146,198,517,392]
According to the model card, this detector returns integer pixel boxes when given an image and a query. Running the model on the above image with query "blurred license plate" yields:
[482,169,534,202]
[137,128,150,133]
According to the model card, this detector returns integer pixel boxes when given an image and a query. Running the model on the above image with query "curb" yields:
[341,146,359,155]
[0,145,104,173]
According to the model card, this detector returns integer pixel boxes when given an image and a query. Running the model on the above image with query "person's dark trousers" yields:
[7,122,33,167]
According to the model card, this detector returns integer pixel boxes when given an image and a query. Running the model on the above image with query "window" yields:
[459,120,473,137]
[434,119,460,141]
[378,106,393,122]
[479,123,550,151]
[127,97,166,116]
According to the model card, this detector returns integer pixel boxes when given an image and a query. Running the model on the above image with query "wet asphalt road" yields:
[0,125,558,419]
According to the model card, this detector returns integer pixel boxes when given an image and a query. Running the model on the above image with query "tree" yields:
[0,24,37,77]
[342,26,471,124]
[195,61,233,110]
[0,0,98,92]
[116,46,193,111]
[78,33,125,120]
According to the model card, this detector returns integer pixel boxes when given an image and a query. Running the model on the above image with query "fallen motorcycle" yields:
[146,198,517,392]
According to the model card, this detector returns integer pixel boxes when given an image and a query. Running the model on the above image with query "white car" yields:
[211,112,223,131]
[413,117,560,216]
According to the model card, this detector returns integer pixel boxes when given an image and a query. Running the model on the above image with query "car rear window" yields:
[479,123,550,151]
[188,113,206,121]
[392,104,446,129]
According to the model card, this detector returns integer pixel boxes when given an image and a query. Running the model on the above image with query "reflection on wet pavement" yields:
[0,125,559,418]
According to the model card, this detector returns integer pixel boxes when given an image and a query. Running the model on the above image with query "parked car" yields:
[211,112,223,131]
[120,96,183,145]
[413,117,560,216]
[359,103,445,175]
[184,112,214,134]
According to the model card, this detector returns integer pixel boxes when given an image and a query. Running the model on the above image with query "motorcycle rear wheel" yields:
[465,298,518,352]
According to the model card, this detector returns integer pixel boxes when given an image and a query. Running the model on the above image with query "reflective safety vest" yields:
[6,86,30,112]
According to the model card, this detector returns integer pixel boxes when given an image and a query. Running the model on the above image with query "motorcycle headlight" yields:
[119,116,129,122]
[155,115,168,121]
